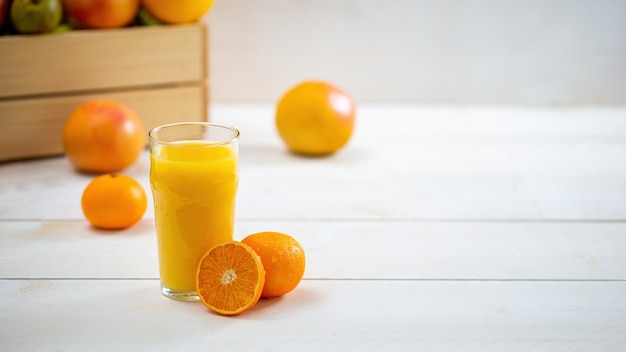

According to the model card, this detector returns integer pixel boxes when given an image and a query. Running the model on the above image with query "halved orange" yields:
[196,241,265,316]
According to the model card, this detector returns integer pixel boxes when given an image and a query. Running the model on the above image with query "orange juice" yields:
[150,140,238,299]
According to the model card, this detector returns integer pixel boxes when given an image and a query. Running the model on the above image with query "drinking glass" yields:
[149,122,239,301]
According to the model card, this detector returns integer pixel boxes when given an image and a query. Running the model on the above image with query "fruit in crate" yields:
[10,0,63,34]
[141,0,214,24]
[137,7,160,26]
[62,0,139,29]
[276,80,356,156]
[62,100,145,173]
[1,0,9,28]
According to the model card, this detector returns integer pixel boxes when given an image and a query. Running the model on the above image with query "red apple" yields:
[62,0,139,29]
[0,0,10,29]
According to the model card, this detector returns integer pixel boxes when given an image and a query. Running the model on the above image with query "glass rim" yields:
[148,122,240,147]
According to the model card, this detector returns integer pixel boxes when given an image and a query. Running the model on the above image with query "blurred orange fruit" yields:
[196,241,266,316]
[141,0,214,24]
[62,100,145,174]
[62,0,140,29]
[241,231,306,298]
[81,173,147,230]
[276,80,356,156]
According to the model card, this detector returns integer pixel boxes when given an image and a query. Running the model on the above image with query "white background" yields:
[204,0,626,105]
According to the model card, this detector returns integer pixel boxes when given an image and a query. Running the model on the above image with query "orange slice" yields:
[196,241,266,316]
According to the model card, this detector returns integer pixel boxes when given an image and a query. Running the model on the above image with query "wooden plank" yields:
[213,105,626,221]
[1,220,625,280]
[1,106,625,220]
[0,24,207,98]
[209,105,626,145]
[234,143,626,220]
[236,220,626,281]
[0,84,207,162]
[1,279,625,350]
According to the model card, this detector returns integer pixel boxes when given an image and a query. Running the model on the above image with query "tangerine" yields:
[275,80,356,156]
[196,241,265,316]
[241,231,306,298]
[141,0,214,24]
[62,100,145,174]
[81,173,147,230]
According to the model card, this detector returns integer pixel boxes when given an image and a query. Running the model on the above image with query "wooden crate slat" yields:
[0,24,207,98]
[0,83,208,162]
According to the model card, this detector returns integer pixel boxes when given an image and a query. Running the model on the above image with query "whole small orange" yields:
[63,100,145,174]
[241,231,306,298]
[81,173,147,230]
[141,0,214,24]
[275,80,356,156]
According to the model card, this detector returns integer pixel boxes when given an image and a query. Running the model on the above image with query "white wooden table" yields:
[1,105,626,351]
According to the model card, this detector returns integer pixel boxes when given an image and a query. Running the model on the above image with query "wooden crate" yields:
[0,23,208,162]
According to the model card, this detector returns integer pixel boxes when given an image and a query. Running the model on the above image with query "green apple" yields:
[52,22,72,33]
[137,7,161,26]
[11,0,62,34]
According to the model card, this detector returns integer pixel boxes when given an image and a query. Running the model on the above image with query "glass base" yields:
[161,285,200,302]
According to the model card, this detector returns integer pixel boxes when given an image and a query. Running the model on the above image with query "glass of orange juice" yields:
[148,122,239,301]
